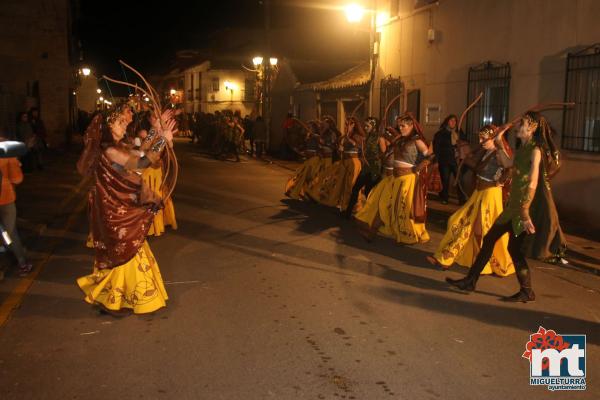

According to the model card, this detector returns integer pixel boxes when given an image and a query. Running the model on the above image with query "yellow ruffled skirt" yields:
[77,241,168,314]
[307,157,361,210]
[390,173,430,244]
[285,155,321,199]
[433,186,515,276]
[355,174,395,237]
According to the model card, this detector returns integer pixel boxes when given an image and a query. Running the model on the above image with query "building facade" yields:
[156,57,258,117]
[358,0,600,231]
[156,54,298,152]
[0,0,77,145]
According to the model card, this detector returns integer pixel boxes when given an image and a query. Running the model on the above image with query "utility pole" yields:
[264,0,272,152]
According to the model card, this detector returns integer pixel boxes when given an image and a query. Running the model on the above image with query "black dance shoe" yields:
[445,276,476,292]
[501,289,536,303]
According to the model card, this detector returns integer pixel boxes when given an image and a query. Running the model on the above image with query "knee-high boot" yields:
[502,266,536,302]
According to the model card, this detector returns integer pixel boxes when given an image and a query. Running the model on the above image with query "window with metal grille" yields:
[211,77,219,92]
[406,89,421,121]
[379,76,403,127]
[562,44,600,153]
[465,61,511,143]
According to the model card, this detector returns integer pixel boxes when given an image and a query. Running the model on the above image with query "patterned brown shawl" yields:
[88,150,159,269]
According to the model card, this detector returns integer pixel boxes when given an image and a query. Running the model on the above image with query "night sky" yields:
[78,0,368,82]
[78,0,263,76]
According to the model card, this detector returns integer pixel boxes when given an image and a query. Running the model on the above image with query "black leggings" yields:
[345,170,380,215]
[469,220,528,278]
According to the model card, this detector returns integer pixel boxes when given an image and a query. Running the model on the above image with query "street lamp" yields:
[344,2,377,115]
[345,3,365,23]
[251,55,279,152]
[81,67,91,76]
[252,56,264,67]
[96,88,102,94]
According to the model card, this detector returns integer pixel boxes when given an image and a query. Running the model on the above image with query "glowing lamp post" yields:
[252,55,279,151]
[344,4,365,23]
[344,2,377,115]
[252,56,263,67]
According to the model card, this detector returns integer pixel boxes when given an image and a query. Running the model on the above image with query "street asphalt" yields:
[0,141,598,399]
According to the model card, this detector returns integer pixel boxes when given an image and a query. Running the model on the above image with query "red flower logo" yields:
[522,326,570,370]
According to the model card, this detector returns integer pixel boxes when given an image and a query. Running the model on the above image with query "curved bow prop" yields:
[454,92,483,192]
[455,101,574,197]
[119,61,178,203]
[288,117,313,157]
[492,102,576,142]
[381,93,404,134]
[104,61,179,203]
[350,99,366,119]
[458,92,483,132]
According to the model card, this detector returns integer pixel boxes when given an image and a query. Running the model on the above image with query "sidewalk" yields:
[269,157,600,275]
[0,147,89,317]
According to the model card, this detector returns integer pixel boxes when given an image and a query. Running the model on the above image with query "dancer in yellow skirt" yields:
[140,112,178,236]
[344,117,384,218]
[285,121,322,199]
[76,104,176,315]
[428,125,515,276]
[388,114,433,244]
[142,163,178,236]
[303,117,338,197]
[355,123,397,240]
[306,116,364,211]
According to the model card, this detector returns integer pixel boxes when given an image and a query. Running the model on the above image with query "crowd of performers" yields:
[188,110,268,161]
[77,88,180,316]
[285,110,566,303]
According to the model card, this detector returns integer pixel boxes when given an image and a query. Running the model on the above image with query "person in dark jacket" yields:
[433,114,466,204]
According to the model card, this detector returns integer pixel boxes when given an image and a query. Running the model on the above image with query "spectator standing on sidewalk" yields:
[243,115,255,156]
[29,107,47,169]
[0,136,32,280]
[433,114,466,204]
[280,112,295,160]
